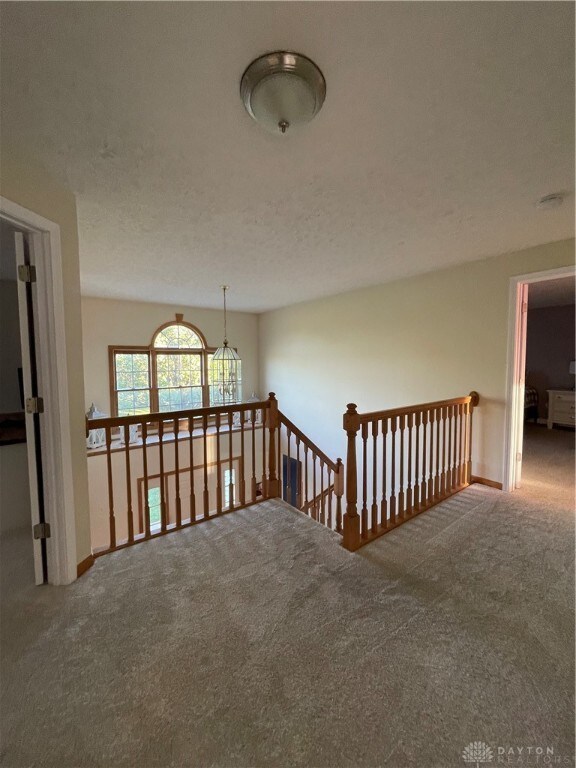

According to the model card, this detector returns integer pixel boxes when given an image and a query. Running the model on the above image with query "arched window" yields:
[109,315,241,416]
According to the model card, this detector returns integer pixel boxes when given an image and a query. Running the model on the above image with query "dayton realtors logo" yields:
[462,742,494,768]
[462,743,572,765]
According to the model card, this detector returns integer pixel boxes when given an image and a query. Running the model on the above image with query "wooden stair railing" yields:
[87,397,272,555]
[87,388,476,558]
[86,393,345,556]
[277,410,344,533]
[342,392,480,552]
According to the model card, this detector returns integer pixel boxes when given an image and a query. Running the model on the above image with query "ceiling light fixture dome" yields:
[240,51,326,135]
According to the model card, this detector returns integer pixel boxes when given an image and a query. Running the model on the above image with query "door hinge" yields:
[521,301,528,313]
[26,397,44,414]
[33,522,51,540]
[18,264,37,283]
[516,452,522,462]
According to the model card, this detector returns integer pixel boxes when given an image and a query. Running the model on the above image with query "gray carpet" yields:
[1,485,574,768]
[519,423,575,510]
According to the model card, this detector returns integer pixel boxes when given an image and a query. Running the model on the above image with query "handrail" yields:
[301,484,334,514]
[357,392,479,424]
[278,410,339,472]
[342,391,480,551]
[87,399,270,430]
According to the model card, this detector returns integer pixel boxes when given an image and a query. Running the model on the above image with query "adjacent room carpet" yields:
[1,484,574,768]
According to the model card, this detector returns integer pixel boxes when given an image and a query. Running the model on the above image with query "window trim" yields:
[108,319,218,417]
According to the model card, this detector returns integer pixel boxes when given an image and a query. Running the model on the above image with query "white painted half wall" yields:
[81,296,259,414]
[259,238,575,485]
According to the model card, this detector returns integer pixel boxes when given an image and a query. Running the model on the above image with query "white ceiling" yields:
[529,276,575,309]
[1,2,574,312]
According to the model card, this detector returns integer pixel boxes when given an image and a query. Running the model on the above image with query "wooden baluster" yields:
[189,416,196,521]
[335,457,344,534]
[460,403,466,486]
[428,410,435,503]
[371,420,378,533]
[406,413,413,515]
[277,418,281,498]
[455,403,462,487]
[414,412,421,511]
[266,393,279,498]
[202,414,209,518]
[320,459,325,524]
[286,427,292,505]
[447,405,454,492]
[142,422,151,538]
[342,403,360,551]
[312,454,317,520]
[361,421,368,537]
[390,415,397,525]
[105,426,116,549]
[432,408,440,500]
[296,437,302,508]
[381,418,388,526]
[261,405,267,496]
[327,467,333,529]
[239,411,246,506]
[421,410,429,509]
[159,419,167,531]
[440,408,448,498]
[216,413,222,514]
[123,424,134,544]
[251,408,257,502]
[463,401,469,486]
[398,414,405,517]
[304,445,309,513]
[228,411,234,509]
[174,418,181,527]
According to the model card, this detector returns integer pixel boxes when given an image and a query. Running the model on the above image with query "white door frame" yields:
[1,197,77,584]
[503,264,576,492]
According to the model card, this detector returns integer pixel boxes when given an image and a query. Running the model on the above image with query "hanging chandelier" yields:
[212,286,242,406]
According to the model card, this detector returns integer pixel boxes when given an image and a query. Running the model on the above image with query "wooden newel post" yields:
[466,391,480,483]
[342,403,361,551]
[265,392,280,498]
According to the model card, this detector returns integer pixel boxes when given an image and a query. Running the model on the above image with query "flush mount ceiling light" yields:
[536,193,564,210]
[240,51,326,134]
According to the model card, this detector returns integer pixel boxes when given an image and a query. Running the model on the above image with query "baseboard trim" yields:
[77,554,95,578]
[471,476,503,490]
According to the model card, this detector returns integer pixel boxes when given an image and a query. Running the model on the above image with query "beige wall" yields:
[81,296,259,414]
[0,150,91,565]
[259,238,575,484]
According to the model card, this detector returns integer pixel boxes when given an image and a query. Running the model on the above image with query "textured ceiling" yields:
[1,2,574,312]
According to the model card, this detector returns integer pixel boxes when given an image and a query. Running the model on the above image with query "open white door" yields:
[14,232,47,584]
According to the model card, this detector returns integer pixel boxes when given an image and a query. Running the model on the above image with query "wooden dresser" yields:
[547,389,575,429]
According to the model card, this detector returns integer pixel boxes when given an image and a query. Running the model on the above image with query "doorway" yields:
[0,221,48,584]
[282,455,301,509]
[0,196,78,585]
[505,266,576,500]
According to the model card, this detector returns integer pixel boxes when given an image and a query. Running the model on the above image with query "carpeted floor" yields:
[1,483,574,768]
[519,423,575,510]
